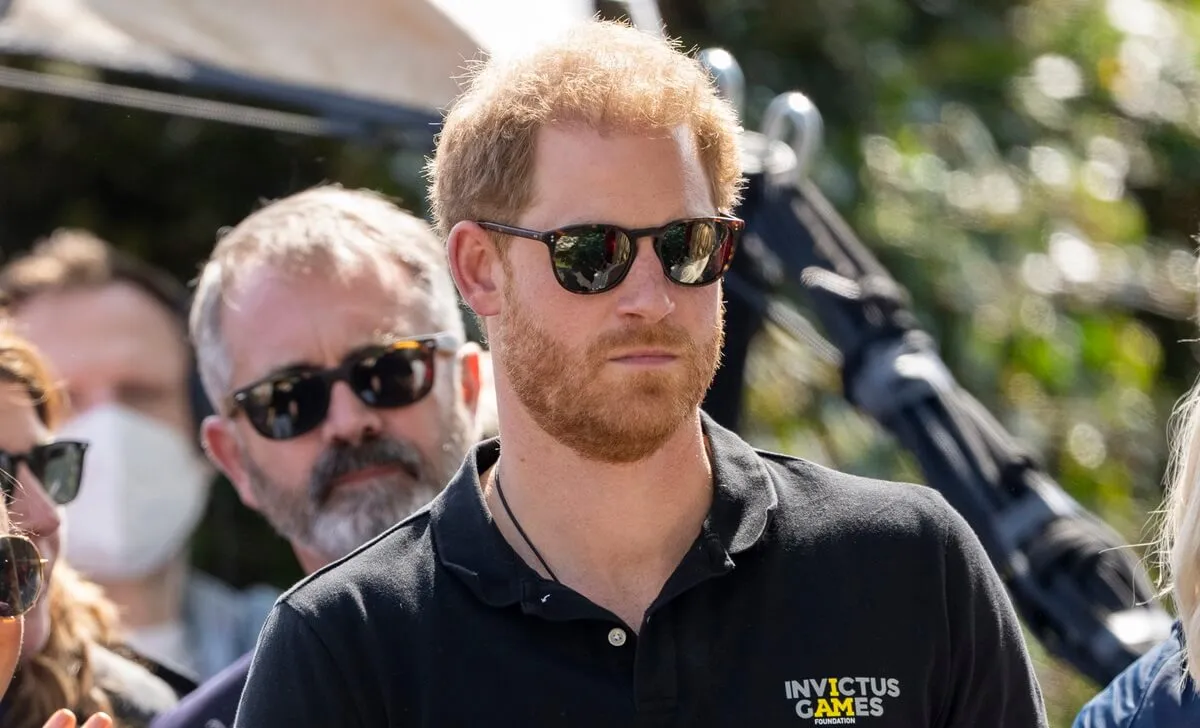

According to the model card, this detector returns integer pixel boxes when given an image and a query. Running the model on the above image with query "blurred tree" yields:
[658,0,1200,724]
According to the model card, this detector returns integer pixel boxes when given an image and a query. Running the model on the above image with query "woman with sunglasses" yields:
[0,325,178,727]
[0,500,105,727]
[0,504,39,704]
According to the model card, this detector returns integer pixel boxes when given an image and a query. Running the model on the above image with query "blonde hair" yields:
[0,325,120,727]
[189,184,463,410]
[5,566,120,728]
[426,19,744,240]
[0,323,63,428]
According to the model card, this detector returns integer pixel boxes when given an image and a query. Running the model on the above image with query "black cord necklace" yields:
[494,469,560,583]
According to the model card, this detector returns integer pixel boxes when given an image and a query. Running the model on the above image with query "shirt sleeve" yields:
[149,653,251,728]
[937,505,1050,728]
[233,602,365,728]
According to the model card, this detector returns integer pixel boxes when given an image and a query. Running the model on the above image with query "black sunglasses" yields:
[477,216,743,294]
[227,333,461,441]
[0,535,44,619]
[0,441,87,506]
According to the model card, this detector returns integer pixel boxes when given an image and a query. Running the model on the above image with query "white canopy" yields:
[0,0,662,117]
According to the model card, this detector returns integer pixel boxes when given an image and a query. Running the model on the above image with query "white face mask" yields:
[58,404,211,581]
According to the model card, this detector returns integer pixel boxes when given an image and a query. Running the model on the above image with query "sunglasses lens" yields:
[553,226,633,293]
[34,441,87,506]
[0,537,42,619]
[242,374,331,440]
[659,220,737,285]
[349,345,435,408]
[235,339,447,441]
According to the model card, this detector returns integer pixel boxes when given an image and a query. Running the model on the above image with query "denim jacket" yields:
[1074,622,1200,728]
[182,570,278,681]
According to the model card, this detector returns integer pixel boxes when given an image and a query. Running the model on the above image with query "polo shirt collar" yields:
[429,411,777,612]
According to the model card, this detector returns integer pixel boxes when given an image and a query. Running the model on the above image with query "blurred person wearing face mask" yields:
[148,184,481,728]
[0,232,278,682]
[0,323,178,727]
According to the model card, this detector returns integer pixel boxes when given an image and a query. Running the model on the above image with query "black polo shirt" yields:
[234,415,1047,727]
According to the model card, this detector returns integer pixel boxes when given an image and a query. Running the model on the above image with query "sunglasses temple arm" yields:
[434,332,464,351]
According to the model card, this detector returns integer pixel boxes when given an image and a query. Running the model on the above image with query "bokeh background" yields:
[3,0,1200,724]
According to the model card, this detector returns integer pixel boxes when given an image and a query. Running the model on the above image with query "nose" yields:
[320,381,383,446]
[9,464,62,539]
[613,238,676,323]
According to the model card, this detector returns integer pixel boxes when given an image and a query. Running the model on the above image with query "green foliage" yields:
[662,0,1200,722]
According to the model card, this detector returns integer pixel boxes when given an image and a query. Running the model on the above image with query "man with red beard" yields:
[234,21,1047,728]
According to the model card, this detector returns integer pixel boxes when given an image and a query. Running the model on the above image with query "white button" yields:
[607,627,627,647]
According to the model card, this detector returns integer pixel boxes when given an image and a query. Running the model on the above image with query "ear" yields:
[447,221,504,318]
[456,342,484,418]
[200,415,259,510]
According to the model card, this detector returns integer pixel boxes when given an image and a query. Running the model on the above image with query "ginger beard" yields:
[496,275,724,463]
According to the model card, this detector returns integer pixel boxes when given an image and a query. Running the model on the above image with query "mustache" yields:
[589,322,696,355]
[310,438,426,504]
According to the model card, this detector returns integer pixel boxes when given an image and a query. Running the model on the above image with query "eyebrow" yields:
[247,331,423,384]
[252,361,320,385]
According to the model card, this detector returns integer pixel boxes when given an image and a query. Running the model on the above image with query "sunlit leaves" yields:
[664,0,1200,718]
